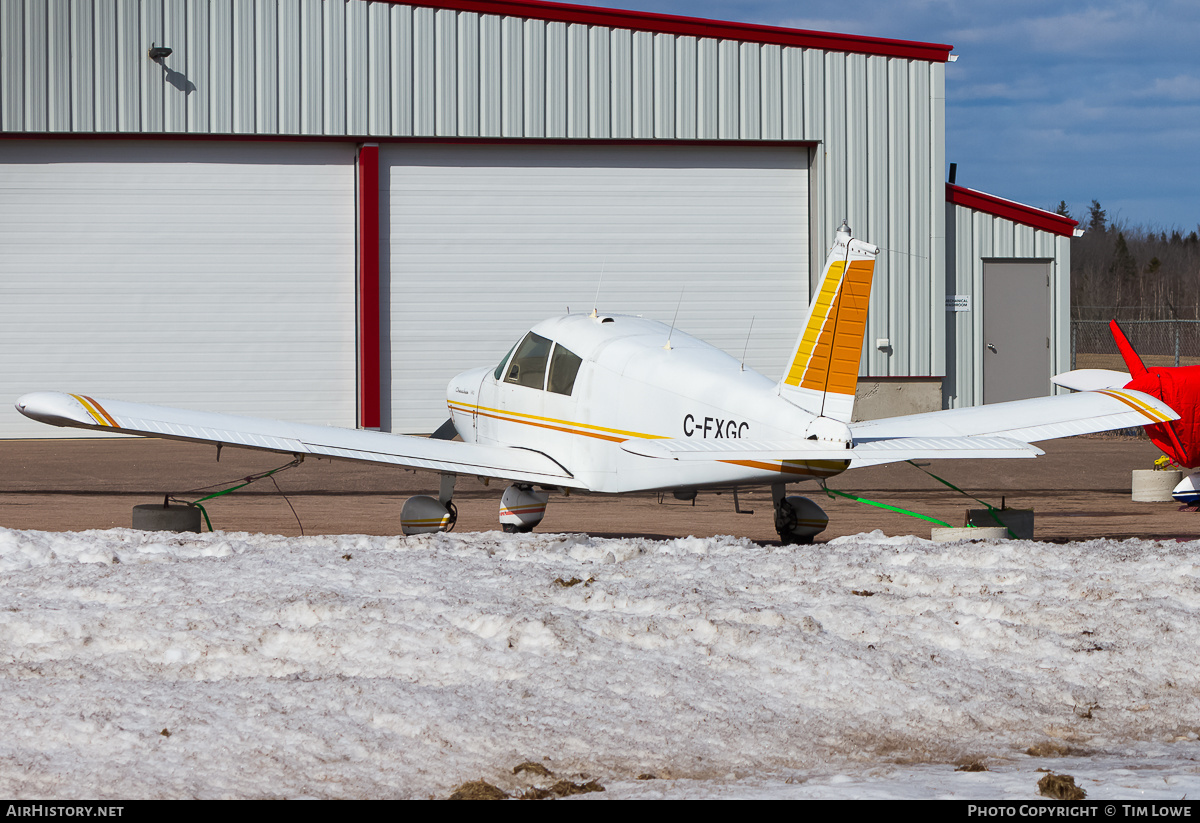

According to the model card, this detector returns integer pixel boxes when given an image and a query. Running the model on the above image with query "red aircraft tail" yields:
[1111,320,1198,467]
[1110,319,1148,377]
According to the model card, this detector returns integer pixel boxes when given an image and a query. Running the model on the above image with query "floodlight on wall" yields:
[148,43,173,61]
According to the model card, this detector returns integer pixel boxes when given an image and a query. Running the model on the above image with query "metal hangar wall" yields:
[0,0,952,437]
[944,184,1077,410]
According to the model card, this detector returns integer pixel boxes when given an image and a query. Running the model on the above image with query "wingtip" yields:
[15,391,91,428]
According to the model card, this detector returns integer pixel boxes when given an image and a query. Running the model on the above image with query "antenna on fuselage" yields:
[817,220,855,418]
[664,287,684,351]
[591,259,606,318]
[740,316,755,371]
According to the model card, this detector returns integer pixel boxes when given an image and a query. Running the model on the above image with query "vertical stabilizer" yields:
[778,224,879,422]
[1110,320,1148,377]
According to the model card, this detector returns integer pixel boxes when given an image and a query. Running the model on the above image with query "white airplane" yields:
[15,224,1179,542]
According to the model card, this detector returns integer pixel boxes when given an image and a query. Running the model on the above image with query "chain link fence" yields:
[1071,320,1200,370]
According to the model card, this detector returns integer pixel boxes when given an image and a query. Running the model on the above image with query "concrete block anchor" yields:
[965,508,1034,540]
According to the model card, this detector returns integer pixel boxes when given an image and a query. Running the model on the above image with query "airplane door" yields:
[475,370,508,446]
[983,260,1052,403]
[460,368,486,440]
[482,332,550,447]
[487,333,580,470]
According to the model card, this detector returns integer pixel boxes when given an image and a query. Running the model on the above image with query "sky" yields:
[580,0,1200,231]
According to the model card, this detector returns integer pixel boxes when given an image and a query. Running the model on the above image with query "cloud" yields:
[950,7,1134,53]
[1144,75,1200,101]
[596,0,1200,225]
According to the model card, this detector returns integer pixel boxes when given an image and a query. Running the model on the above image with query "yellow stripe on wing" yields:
[71,394,116,427]
[82,396,118,427]
[1097,389,1173,423]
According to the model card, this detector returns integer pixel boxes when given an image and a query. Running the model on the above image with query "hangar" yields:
[0,0,1076,439]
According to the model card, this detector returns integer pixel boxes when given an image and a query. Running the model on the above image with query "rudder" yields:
[778,223,879,422]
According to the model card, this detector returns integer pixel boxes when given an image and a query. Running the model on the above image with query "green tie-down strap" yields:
[186,481,252,533]
[820,484,953,528]
[171,456,304,532]
[820,461,1017,538]
[903,460,1018,539]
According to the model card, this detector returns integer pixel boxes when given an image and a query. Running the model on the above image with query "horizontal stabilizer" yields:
[15,392,586,489]
[621,435,1042,462]
[850,388,1176,447]
[1052,369,1132,392]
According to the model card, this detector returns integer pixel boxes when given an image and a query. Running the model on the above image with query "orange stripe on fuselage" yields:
[449,402,849,481]
[453,406,625,443]
[447,401,662,443]
[719,458,848,478]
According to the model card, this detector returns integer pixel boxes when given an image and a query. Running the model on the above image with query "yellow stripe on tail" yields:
[778,225,879,422]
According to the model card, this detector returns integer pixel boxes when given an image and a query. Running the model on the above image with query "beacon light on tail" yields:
[18,226,1179,543]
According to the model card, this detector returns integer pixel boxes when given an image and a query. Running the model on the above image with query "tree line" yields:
[1067,200,1200,321]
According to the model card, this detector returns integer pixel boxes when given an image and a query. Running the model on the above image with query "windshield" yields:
[503,332,552,389]
[499,333,583,395]
[493,341,519,381]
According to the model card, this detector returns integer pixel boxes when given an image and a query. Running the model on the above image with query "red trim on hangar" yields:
[384,0,954,62]
[357,144,382,430]
[0,134,818,149]
[946,184,1079,238]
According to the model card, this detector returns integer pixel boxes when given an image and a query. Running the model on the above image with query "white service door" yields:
[0,140,357,438]
[384,143,809,433]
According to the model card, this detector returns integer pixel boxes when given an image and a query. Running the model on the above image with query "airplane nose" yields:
[446,367,490,401]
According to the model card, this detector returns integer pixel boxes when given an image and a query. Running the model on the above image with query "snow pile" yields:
[1,526,1198,799]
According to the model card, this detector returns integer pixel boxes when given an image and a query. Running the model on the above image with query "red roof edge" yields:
[946,184,1079,238]
[383,0,953,62]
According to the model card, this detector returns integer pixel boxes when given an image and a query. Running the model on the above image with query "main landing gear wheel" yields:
[499,484,549,533]
[399,496,457,535]
[400,473,459,536]
[772,484,828,545]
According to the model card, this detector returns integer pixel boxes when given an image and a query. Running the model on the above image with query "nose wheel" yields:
[499,484,549,533]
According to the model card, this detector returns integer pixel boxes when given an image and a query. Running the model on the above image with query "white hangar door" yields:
[0,140,357,439]
[383,143,810,433]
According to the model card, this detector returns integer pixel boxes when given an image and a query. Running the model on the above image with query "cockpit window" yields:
[547,344,582,396]
[493,341,518,381]
[503,332,553,389]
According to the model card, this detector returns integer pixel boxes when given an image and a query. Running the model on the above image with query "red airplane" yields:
[1054,319,1200,501]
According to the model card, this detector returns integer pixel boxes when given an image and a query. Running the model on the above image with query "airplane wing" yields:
[1051,369,1132,391]
[846,388,1176,467]
[622,388,1175,469]
[15,392,586,489]
[621,435,1043,461]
